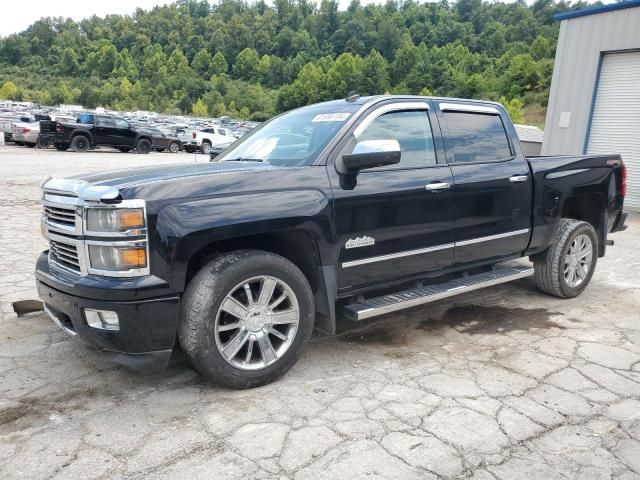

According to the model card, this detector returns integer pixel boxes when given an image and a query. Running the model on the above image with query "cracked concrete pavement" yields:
[1,147,639,479]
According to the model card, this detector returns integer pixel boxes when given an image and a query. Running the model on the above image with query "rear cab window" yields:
[443,111,512,163]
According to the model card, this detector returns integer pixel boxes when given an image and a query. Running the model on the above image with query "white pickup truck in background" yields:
[184,126,236,154]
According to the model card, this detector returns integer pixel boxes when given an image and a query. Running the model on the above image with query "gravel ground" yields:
[1,145,639,479]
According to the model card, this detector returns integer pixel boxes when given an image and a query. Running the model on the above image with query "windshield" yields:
[217,104,359,166]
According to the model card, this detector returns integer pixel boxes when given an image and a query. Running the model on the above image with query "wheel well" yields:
[202,139,211,144]
[185,230,321,293]
[561,194,602,233]
[561,193,605,255]
[71,131,90,140]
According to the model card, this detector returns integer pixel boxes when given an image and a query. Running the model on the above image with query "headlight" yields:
[88,243,147,272]
[86,208,145,233]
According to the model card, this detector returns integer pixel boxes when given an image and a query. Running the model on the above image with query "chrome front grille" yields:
[44,204,76,228]
[49,237,81,272]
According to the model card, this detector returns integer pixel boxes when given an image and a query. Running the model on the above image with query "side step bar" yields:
[343,262,534,321]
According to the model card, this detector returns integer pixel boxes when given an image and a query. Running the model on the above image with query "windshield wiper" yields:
[224,157,265,162]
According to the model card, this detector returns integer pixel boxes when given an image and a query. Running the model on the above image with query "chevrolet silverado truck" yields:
[36,95,628,388]
[41,114,153,153]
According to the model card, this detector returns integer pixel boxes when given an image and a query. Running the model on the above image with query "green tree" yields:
[211,51,228,75]
[359,50,389,95]
[114,49,138,82]
[191,97,208,117]
[499,96,525,124]
[233,48,260,81]
[58,48,79,75]
[191,48,212,76]
[0,81,18,100]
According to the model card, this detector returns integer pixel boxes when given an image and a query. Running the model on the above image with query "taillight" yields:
[192,131,196,139]
[22,127,30,133]
[621,165,627,198]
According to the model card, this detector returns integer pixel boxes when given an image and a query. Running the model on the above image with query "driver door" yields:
[329,102,455,291]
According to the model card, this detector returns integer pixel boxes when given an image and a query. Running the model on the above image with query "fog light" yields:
[85,309,120,331]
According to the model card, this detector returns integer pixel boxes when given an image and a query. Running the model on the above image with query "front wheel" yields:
[136,138,151,154]
[200,142,211,155]
[533,218,598,298]
[178,250,315,389]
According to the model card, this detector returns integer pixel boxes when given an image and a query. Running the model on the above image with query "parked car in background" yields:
[50,114,153,153]
[1,113,35,143]
[137,126,182,153]
[186,126,235,154]
[11,121,40,147]
[209,139,234,160]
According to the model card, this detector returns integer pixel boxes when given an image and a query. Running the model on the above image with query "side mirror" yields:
[338,139,401,174]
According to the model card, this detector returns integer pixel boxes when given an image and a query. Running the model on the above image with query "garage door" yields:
[587,51,640,211]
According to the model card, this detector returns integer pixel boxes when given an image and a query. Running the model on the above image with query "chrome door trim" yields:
[353,102,430,138]
[439,103,500,115]
[342,243,454,268]
[455,229,530,247]
[509,174,529,183]
[341,228,530,269]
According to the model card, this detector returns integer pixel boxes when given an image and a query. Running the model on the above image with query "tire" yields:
[200,141,212,155]
[117,147,132,153]
[184,146,195,154]
[533,218,598,298]
[169,142,180,153]
[178,250,315,389]
[71,135,90,153]
[136,138,152,154]
[54,144,69,151]
[37,137,49,148]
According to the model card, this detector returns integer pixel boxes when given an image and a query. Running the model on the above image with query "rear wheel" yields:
[178,250,314,389]
[184,146,195,154]
[136,138,151,154]
[200,141,212,155]
[533,219,598,298]
[71,135,90,153]
[169,141,180,153]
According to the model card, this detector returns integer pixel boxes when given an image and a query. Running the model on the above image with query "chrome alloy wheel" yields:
[214,275,300,370]
[564,233,593,288]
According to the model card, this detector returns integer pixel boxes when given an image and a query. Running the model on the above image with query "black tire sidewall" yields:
[136,139,151,154]
[180,251,314,388]
[558,223,598,297]
[71,136,89,152]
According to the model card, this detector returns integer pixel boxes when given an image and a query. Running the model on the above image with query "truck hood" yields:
[68,161,272,189]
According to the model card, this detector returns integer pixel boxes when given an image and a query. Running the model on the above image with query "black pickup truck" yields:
[40,114,153,153]
[36,95,628,388]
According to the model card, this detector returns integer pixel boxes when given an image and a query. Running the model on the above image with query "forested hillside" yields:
[0,0,594,123]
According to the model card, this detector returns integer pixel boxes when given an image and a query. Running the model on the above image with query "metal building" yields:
[542,0,640,211]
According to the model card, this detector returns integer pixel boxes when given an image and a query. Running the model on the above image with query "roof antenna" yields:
[346,91,360,102]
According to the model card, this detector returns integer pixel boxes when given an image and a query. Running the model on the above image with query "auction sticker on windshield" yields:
[312,113,351,122]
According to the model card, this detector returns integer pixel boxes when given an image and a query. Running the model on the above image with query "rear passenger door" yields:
[438,103,532,265]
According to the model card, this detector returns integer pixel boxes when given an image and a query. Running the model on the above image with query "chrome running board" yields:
[343,262,534,321]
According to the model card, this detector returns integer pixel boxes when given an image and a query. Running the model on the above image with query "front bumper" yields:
[35,252,180,369]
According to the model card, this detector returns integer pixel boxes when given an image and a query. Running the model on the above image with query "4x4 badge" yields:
[345,236,375,249]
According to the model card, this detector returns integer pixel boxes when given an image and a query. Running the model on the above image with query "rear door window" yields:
[444,112,512,163]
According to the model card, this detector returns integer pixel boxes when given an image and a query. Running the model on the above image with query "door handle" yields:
[509,175,528,183]
[425,182,451,192]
